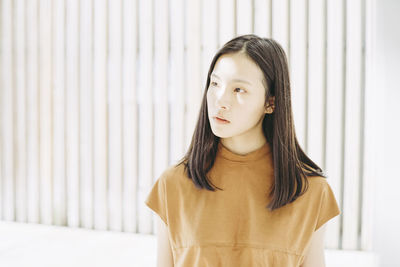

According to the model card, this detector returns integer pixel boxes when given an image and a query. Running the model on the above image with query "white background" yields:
[374,0,400,266]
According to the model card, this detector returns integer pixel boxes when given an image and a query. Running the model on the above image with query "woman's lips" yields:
[213,117,230,124]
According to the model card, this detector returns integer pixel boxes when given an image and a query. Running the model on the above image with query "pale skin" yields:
[156,52,327,266]
[301,223,327,267]
[207,52,273,154]
[156,216,174,267]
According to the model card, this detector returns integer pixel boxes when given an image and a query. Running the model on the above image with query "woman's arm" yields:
[301,223,327,267]
[156,216,174,267]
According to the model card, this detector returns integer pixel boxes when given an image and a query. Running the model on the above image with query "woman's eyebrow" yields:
[211,73,252,85]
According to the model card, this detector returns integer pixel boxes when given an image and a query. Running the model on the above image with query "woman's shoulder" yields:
[300,164,329,186]
[303,175,334,196]
[306,175,329,184]
[158,162,188,183]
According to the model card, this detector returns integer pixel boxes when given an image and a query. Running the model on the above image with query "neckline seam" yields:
[217,142,271,162]
[217,154,270,164]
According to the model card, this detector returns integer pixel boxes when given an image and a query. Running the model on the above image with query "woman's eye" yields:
[210,81,218,86]
[234,87,245,93]
[209,81,245,93]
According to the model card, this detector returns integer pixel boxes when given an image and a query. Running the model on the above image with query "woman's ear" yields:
[265,96,275,114]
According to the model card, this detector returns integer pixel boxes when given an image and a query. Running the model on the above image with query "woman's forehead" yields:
[212,53,264,85]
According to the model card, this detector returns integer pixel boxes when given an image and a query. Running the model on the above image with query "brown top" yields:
[145,141,341,266]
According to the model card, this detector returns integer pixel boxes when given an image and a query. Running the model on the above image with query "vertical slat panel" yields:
[39,0,53,225]
[65,0,80,227]
[15,0,27,223]
[306,0,325,165]
[218,0,235,46]
[254,0,271,37]
[53,0,67,226]
[1,0,15,221]
[137,0,154,234]
[152,0,169,234]
[326,0,345,248]
[343,0,363,250]
[122,0,139,233]
[169,0,185,164]
[185,0,202,149]
[201,0,218,86]
[236,0,253,35]
[361,0,376,251]
[289,0,307,148]
[25,0,40,224]
[271,0,289,54]
[93,0,108,231]
[79,0,94,229]
[108,0,123,232]
[0,0,374,251]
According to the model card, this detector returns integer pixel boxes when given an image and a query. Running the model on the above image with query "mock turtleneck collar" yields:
[216,140,271,163]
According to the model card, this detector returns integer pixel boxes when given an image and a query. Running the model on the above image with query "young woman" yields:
[145,34,340,267]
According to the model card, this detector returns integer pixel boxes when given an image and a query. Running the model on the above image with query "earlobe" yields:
[265,96,275,114]
[265,105,274,114]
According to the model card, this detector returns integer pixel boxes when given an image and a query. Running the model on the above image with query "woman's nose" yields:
[216,87,231,110]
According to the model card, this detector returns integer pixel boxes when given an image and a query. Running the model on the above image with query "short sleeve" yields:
[145,175,168,226]
[315,181,341,231]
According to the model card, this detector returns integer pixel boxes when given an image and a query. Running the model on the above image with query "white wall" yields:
[374,0,400,266]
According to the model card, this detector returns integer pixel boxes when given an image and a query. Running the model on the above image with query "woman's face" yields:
[207,52,271,141]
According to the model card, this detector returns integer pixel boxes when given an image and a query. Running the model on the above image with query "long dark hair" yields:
[176,34,326,211]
